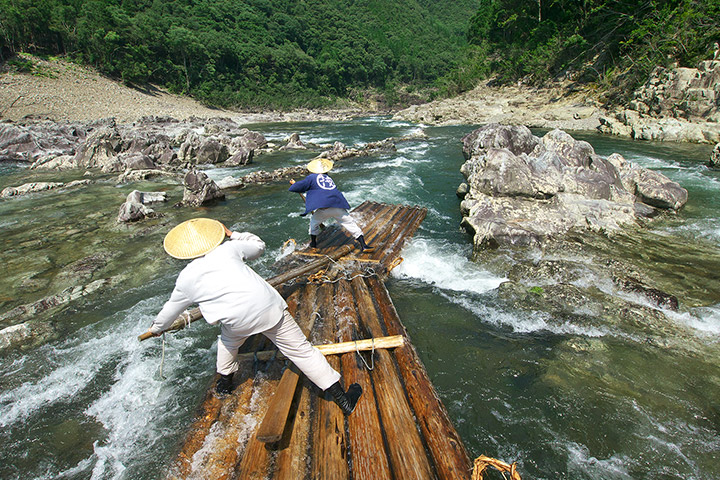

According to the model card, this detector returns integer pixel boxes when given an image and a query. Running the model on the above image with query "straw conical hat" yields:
[163,218,226,259]
[307,158,334,174]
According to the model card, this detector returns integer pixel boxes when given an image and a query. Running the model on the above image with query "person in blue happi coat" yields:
[288,158,374,252]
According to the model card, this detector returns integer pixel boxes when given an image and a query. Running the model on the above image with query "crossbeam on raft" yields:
[242,334,405,362]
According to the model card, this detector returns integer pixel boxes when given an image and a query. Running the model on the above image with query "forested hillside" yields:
[0,0,479,108]
[466,0,720,104]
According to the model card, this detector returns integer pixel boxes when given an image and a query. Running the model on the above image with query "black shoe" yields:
[326,381,363,415]
[356,235,374,253]
[216,372,234,396]
[309,234,318,249]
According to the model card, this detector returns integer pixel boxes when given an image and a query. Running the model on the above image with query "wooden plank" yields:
[256,303,322,444]
[272,285,324,479]
[311,282,350,479]
[369,276,472,480]
[335,279,393,480]
[350,276,435,479]
[272,377,313,480]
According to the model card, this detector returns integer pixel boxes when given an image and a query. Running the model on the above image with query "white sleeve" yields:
[150,286,192,334]
[229,231,266,261]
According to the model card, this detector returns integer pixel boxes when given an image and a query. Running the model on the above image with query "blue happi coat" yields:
[288,173,351,216]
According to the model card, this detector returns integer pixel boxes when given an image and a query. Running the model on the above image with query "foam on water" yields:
[392,238,505,295]
[565,442,633,479]
[1,294,214,479]
[669,303,720,336]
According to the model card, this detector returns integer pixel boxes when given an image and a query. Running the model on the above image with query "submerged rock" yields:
[459,124,687,250]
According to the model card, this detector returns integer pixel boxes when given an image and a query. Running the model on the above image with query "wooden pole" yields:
[238,335,404,362]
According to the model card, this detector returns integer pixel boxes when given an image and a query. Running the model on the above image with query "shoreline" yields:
[1,56,603,132]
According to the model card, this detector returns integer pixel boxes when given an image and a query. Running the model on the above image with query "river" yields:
[0,117,718,479]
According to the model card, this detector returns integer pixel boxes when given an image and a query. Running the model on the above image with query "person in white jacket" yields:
[145,218,361,414]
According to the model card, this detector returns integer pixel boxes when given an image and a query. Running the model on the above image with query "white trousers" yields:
[216,309,341,391]
[309,207,363,238]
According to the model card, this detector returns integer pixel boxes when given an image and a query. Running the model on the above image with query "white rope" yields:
[159,332,167,379]
[355,337,375,371]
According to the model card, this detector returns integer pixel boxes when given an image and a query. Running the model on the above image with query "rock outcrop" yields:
[599,60,720,143]
[177,169,225,207]
[117,190,167,222]
[709,143,720,168]
[1,179,91,198]
[458,124,688,249]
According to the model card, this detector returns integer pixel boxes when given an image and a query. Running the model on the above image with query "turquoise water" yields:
[0,117,718,479]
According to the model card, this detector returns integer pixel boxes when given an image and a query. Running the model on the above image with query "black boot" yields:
[216,372,234,396]
[326,381,362,415]
[310,234,318,249]
[356,235,374,253]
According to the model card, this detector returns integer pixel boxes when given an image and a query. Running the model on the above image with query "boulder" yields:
[708,143,720,168]
[598,58,720,144]
[117,189,167,222]
[177,169,225,207]
[281,132,307,150]
[1,179,91,198]
[73,122,122,169]
[459,124,688,249]
[0,121,85,162]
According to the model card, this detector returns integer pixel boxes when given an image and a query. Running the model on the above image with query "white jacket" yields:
[150,232,287,336]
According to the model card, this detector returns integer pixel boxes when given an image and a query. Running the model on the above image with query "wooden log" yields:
[350,276,435,479]
[169,380,224,478]
[369,276,472,480]
[233,375,278,479]
[377,206,427,266]
[271,285,321,477]
[364,205,414,263]
[371,206,425,266]
[311,282,350,479]
[317,203,395,250]
[335,279,393,480]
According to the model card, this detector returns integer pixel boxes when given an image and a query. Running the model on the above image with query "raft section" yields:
[167,201,473,479]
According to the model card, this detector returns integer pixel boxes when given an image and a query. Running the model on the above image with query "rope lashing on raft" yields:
[282,238,296,251]
[304,253,377,284]
[387,256,403,272]
[355,337,375,371]
[471,455,521,480]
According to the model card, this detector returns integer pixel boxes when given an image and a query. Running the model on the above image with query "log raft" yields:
[168,201,472,480]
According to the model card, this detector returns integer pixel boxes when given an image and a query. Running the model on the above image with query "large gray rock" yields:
[0,121,85,162]
[1,179,91,198]
[177,169,225,207]
[709,143,720,168]
[117,190,167,222]
[460,124,688,249]
[73,122,122,169]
